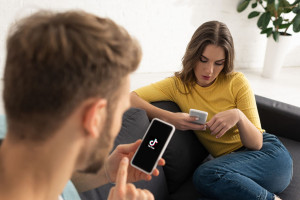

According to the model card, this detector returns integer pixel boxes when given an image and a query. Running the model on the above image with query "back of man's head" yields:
[4,10,141,141]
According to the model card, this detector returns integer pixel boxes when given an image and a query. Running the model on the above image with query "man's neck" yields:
[0,132,81,200]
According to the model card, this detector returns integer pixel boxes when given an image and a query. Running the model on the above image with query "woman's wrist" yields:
[235,108,242,125]
[157,109,173,123]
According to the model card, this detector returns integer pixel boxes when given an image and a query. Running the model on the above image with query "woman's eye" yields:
[200,57,207,63]
[215,62,224,66]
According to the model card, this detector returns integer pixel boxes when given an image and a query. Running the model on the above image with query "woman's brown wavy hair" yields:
[174,21,234,94]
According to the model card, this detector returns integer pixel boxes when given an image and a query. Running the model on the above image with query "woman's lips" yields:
[202,75,210,80]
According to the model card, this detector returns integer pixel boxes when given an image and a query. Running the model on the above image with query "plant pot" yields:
[262,35,293,79]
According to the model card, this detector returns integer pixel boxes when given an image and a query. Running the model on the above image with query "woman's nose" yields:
[205,63,214,74]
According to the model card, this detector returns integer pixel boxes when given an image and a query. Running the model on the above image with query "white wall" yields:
[1,0,300,76]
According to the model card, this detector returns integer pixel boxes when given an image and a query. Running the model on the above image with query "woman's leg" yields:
[193,133,293,200]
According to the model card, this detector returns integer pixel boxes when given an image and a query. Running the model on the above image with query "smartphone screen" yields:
[131,118,175,174]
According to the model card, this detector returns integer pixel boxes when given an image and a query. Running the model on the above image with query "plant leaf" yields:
[237,0,251,12]
[252,2,258,8]
[248,11,261,18]
[293,14,300,32]
[292,7,300,14]
[273,17,283,26]
[266,1,277,17]
[257,12,271,29]
[267,30,273,37]
[267,0,291,16]
[278,23,292,29]
[261,27,273,37]
[272,31,280,41]
[281,0,292,14]
[274,0,279,11]
[291,0,300,6]
[268,0,275,4]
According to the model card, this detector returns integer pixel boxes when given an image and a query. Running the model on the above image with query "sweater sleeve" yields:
[134,77,177,103]
[232,73,264,133]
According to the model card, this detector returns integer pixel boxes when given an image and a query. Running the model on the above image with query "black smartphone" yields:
[131,118,175,174]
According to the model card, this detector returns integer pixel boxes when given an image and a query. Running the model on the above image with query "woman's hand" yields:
[105,140,165,183]
[166,112,206,131]
[206,109,240,138]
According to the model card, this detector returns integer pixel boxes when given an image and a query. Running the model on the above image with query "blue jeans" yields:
[193,133,293,200]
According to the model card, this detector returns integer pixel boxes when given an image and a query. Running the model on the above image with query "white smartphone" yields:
[131,118,175,174]
[189,109,208,125]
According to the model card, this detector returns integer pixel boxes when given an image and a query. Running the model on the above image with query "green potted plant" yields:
[237,0,300,41]
[237,0,300,78]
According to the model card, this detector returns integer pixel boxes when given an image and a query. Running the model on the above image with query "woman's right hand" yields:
[166,112,206,131]
[130,92,205,131]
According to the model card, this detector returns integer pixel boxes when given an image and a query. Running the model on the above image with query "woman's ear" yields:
[83,98,107,138]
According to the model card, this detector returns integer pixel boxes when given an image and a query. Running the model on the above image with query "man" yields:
[0,10,163,200]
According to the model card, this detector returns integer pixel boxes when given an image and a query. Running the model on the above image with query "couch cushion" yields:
[80,107,169,200]
[169,176,205,200]
[277,136,300,200]
[151,101,209,194]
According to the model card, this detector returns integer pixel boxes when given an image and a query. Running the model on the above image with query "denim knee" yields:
[261,133,293,193]
[192,133,293,199]
[193,164,218,195]
[193,162,276,200]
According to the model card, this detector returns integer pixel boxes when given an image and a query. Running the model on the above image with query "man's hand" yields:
[108,157,154,200]
[105,140,165,183]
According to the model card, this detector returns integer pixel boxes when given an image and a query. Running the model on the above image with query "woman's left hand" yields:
[206,109,240,138]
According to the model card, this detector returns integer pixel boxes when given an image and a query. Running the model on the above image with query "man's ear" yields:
[83,98,107,138]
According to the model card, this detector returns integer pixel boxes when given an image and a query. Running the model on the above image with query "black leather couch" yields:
[80,95,300,200]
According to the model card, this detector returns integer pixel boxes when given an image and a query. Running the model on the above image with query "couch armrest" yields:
[255,95,300,142]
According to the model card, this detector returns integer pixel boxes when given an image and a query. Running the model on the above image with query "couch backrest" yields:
[255,95,300,142]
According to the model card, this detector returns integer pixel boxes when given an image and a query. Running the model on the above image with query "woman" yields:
[130,21,293,200]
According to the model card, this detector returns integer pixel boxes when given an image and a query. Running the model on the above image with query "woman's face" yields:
[194,44,225,87]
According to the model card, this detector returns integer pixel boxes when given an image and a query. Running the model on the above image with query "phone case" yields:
[189,109,208,124]
[130,118,175,174]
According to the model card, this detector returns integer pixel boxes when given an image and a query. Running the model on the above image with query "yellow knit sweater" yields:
[134,72,263,157]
